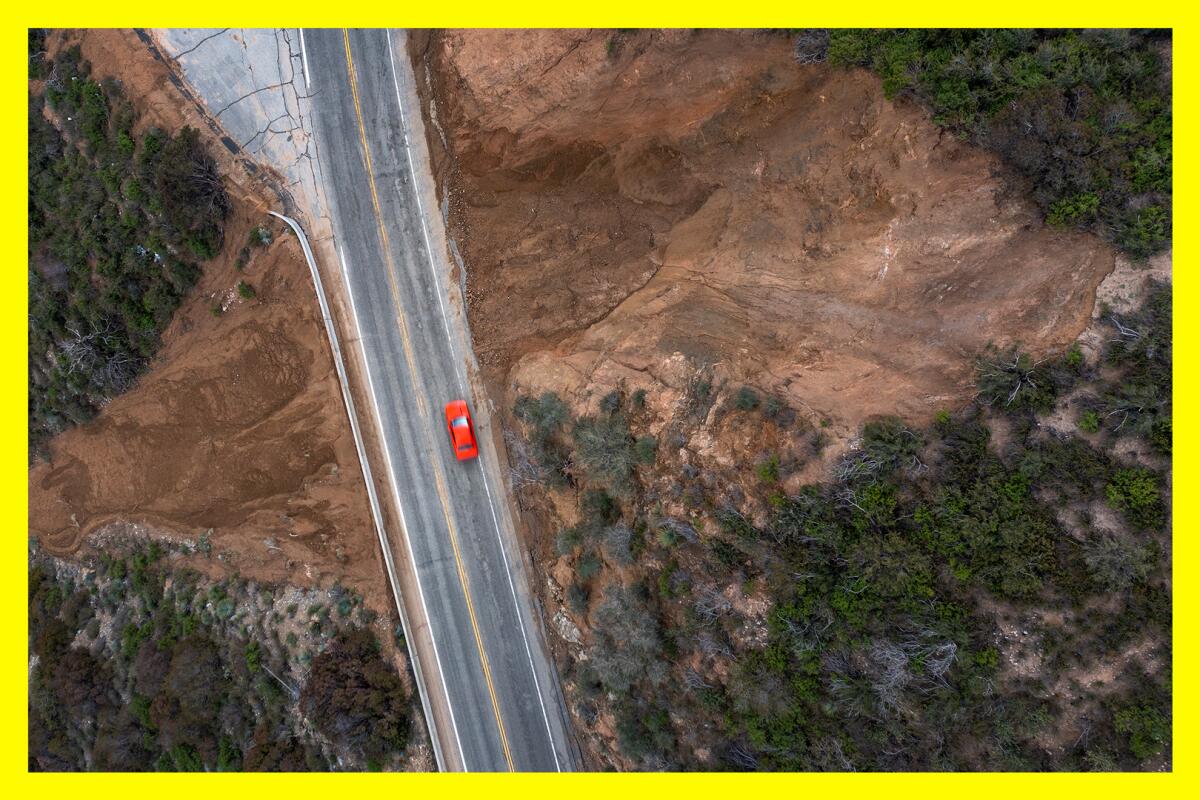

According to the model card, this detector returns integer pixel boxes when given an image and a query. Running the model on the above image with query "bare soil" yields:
[413,29,1115,436]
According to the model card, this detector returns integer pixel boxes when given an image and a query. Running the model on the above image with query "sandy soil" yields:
[413,29,1115,436]
[28,30,389,615]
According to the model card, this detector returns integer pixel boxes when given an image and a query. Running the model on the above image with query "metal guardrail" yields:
[269,210,446,771]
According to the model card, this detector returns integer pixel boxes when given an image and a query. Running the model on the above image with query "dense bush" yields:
[29,547,409,771]
[525,344,1170,769]
[573,413,637,490]
[588,584,667,692]
[28,45,229,457]
[975,345,1059,413]
[826,29,1171,257]
[302,629,410,763]
[1105,467,1165,530]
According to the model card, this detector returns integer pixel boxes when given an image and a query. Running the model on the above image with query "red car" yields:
[444,399,479,461]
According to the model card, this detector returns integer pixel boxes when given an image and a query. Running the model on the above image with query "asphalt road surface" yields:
[302,28,571,772]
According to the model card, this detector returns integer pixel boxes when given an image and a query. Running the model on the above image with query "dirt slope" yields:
[414,29,1115,436]
[28,30,386,611]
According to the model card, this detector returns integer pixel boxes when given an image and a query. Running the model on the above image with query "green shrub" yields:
[245,641,262,673]
[1078,410,1101,433]
[577,552,603,580]
[756,455,780,483]
[1114,705,1170,760]
[572,413,636,489]
[859,416,924,476]
[567,582,589,614]
[514,392,570,440]
[556,526,584,556]
[600,390,623,414]
[581,489,620,526]
[1105,468,1164,530]
[734,386,760,411]
[976,345,1058,413]
[1047,192,1100,226]
[635,436,657,464]
[237,280,256,300]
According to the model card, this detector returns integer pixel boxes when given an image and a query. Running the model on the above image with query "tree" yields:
[301,629,410,763]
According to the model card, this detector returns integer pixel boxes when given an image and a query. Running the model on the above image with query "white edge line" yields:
[268,210,459,771]
[298,28,312,90]
[337,242,468,771]
[385,29,563,773]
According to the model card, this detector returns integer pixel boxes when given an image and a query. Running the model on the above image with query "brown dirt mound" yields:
[414,29,1115,432]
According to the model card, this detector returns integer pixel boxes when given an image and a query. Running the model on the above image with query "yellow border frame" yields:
[6,5,1190,793]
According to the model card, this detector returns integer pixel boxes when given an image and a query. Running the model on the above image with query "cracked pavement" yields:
[155,29,331,242]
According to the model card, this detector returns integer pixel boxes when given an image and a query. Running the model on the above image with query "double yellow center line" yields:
[341,29,515,772]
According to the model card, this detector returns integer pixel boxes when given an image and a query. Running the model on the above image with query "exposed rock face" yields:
[415,29,1115,431]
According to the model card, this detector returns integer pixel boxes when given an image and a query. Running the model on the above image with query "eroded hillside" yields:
[414,29,1114,437]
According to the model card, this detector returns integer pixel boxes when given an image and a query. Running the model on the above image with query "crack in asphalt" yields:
[172,28,230,60]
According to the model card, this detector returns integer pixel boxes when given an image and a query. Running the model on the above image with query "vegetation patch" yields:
[29,42,230,457]
[824,29,1172,257]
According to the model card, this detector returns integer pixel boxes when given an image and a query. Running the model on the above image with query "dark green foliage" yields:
[635,435,658,464]
[567,582,590,614]
[1114,704,1170,760]
[616,702,675,763]
[755,454,780,483]
[600,389,623,414]
[29,29,50,79]
[975,345,1058,413]
[1105,467,1165,530]
[577,552,603,580]
[28,47,229,456]
[839,416,924,481]
[302,629,410,763]
[556,525,584,556]
[826,29,1171,257]
[733,386,760,411]
[236,280,256,300]
[514,391,570,439]
[29,549,406,772]
[918,423,1058,598]
[581,488,620,526]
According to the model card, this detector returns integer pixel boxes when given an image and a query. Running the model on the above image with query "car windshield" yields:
[451,416,469,428]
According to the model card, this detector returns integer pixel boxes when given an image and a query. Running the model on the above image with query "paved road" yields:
[301,28,571,772]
